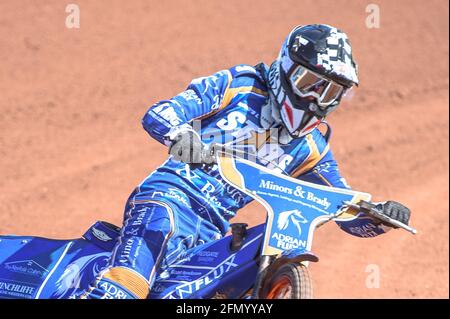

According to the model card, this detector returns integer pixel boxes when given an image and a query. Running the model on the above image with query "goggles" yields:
[289,65,345,109]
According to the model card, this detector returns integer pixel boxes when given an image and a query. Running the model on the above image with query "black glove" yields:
[168,130,204,164]
[376,201,411,228]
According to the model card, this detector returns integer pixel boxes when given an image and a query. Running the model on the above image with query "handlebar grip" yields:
[343,201,417,235]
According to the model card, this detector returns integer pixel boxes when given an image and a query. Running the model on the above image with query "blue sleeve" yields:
[300,148,389,238]
[142,69,232,145]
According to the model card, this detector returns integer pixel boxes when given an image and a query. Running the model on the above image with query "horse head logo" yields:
[277,209,308,236]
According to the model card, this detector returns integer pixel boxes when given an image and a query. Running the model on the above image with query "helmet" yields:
[267,24,359,137]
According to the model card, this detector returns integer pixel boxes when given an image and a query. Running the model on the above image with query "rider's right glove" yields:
[168,128,205,164]
[375,201,411,228]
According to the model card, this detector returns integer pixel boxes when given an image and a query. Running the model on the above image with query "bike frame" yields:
[0,152,388,299]
[149,151,373,298]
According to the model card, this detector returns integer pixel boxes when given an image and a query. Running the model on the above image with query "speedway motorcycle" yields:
[0,145,416,299]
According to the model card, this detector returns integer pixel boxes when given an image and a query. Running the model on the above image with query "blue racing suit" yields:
[83,64,389,299]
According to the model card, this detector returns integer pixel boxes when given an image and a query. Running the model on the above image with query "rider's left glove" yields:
[375,201,411,228]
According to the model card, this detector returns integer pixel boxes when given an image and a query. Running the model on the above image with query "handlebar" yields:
[343,200,417,235]
[204,144,417,235]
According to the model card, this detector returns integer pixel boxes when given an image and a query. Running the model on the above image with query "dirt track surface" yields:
[0,0,448,298]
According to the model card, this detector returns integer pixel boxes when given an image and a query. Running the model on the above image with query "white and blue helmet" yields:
[268,24,359,137]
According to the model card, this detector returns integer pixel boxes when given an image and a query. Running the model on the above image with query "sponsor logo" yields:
[179,89,202,105]
[196,251,219,258]
[190,250,221,264]
[3,260,48,278]
[277,209,307,236]
[271,209,308,250]
[92,227,113,242]
[98,280,132,299]
[165,188,191,207]
[151,283,166,293]
[53,253,109,298]
[175,164,246,208]
[271,232,307,250]
[152,104,181,126]
[118,238,135,265]
[0,279,37,298]
[216,109,247,131]
[150,188,191,209]
[349,223,381,238]
[165,255,238,299]
[212,108,287,165]
[259,179,332,210]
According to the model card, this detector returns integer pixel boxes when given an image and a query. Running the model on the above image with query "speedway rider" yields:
[81,24,411,299]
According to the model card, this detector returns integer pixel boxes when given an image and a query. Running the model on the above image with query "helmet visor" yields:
[290,65,344,108]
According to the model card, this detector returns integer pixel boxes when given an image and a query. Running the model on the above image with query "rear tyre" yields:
[261,263,313,299]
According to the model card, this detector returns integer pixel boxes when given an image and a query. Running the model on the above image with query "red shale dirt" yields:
[0,0,448,298]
